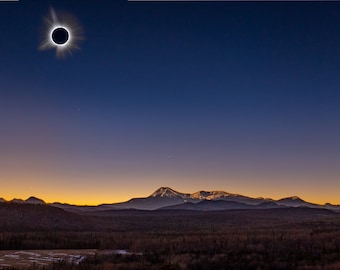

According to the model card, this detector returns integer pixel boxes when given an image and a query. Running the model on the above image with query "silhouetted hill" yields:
[0,202,96,231]
[10,198,24,203]
[25,196,45,204]
[254,201,281,209]
[0,202,338,237]
[103,196,190,210]
[160,200,253,211]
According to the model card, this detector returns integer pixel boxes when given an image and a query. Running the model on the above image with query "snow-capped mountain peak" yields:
[150,187,188,199]
[190,191,212,200]
[190,190,231,200]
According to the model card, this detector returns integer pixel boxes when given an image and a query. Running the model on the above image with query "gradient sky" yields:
[1,0,340,205]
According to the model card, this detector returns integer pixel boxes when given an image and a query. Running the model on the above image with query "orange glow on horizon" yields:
[1,164,339,206]
[1,182,340,206]
[1,194,339,206]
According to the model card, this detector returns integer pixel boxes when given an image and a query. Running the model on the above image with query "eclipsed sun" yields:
[40,8,84,58]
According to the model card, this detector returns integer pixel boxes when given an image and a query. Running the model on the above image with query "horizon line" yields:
[1,186,339,206]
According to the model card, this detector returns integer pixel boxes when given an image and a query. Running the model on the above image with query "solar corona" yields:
[40,8,83,58]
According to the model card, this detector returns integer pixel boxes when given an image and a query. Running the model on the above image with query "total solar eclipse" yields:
[40,8,83,58]
[51,27,69,45]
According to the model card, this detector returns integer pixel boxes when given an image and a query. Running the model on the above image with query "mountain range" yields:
[2,187,339,213]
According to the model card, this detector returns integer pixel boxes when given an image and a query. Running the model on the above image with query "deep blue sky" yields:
[1,0,340,204]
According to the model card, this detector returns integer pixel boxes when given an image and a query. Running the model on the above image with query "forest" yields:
[1,203,340,269]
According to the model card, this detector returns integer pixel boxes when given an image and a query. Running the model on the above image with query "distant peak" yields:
[286,196,303,201]
[279,196,305,202]
[158,187,174,191]
[25,196,45,204]
[150,187,186,198]
[151,187,177,195]
[10,198,24,203]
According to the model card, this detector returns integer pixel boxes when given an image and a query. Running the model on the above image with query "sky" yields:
[0,0,339,205]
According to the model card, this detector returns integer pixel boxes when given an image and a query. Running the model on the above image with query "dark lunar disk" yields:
[52,27,69,45]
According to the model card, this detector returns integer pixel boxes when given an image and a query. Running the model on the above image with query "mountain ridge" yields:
[2,187,339,212]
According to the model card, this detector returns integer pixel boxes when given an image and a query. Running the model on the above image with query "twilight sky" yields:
[1,0,339,205]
